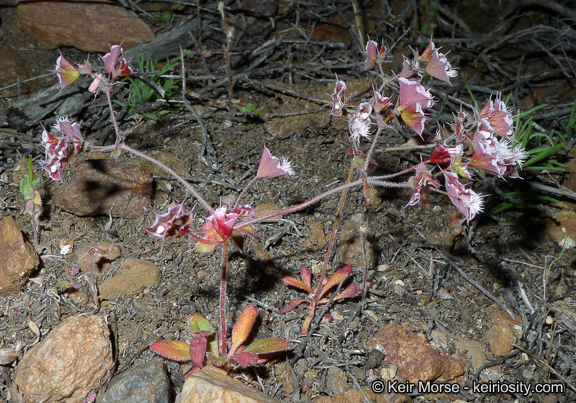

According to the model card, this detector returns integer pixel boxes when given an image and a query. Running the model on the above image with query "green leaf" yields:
[188,314,218,354]
[150,340,191,362]
[244,338,289,354]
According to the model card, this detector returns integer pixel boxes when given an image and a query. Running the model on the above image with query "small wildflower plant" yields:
[38,36,530,377]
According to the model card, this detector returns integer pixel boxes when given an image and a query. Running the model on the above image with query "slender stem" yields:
[119,143,214,214]
[233,176,258,210]
[219,240,229,356]
[235,177,365,229]
[314,162,355,304]
[105,90,122,143]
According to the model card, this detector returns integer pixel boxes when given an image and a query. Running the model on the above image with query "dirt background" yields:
[1,0,576,402]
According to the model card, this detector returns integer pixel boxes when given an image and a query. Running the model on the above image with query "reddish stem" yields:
[219,240,229,356]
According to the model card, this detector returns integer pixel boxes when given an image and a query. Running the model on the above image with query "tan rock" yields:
[52,159,153,219]
[254,203,283,219]
[490,310,522,339]
[545,210,576,244]
[337,218,377,269]
[300,217,326,252]
[0,216,39,293]
[99,258,161,300]
[14,315,114,403]
[486,324,516,357]
[367,324,466,384]
[180,366,280,403]
[17,1,154,52]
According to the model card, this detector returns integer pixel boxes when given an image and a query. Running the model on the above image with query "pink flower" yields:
[348,102,373,144]
[469,130,527,178]
[40,117,85,181]
[406,162,440,206]
[363,38,386,71]
[371,87,391,114]
[420,41,457,84]
[101,44,134,80]
[52,52,80,90]
[443,171,484,222]
[142,201,193,241]
[76,56,93,75]
[41,126,70,181]
[398,77,434,109]
[257,146,294,179]
[479,94,514,140]
[396,77,434,136]
[54,117,84,153]
[399,55,420,80]
[329,75,348,116]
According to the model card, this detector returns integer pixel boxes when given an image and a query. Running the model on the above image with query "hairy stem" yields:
[314,162,355,305]
[219,240,229,356]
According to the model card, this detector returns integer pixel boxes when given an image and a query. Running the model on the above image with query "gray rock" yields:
[97,359,171,403]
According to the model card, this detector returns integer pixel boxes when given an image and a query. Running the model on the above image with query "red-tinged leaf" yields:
[282,277,313,294]
[300,265,312,288]
[301,310,314,335]
[231,352,259,368]
[182,365,201,380]
[206,351,227,367]
[192,239,217,253]
[231,233,245,250]
[318,266,352,300]
[280,299,308,314]
[189,334,207,369]
[244,338,289,354]
[334,283,361,301]
[229,305,258,356]
[235,225,259,239]
[150,340,191,362]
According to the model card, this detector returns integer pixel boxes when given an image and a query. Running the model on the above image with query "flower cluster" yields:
[52,44,133,94]
[331,39,528,222]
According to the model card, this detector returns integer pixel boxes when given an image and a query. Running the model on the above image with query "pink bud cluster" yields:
[40,117,84,181]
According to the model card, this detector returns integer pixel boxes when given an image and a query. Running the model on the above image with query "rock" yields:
[312,387,412,403]
[96,359,170,403]
[367,324,466,384]
[490,310,522,338]
[78,241,122,274]
[337,218,377,269]
[180,366,280,403]
[99,258,161,300]
[545,210,576,244]
[17,1,154,52]
[326,367,348,396]
[52,159,153,219]
[14,315,114,403]
[0,43,34,97]
[486,310,522,357]
[0,216,39,293]
[275,362,295,394]
[254,203,283,219]
[486,325,516,357]
[300,218,326,252]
